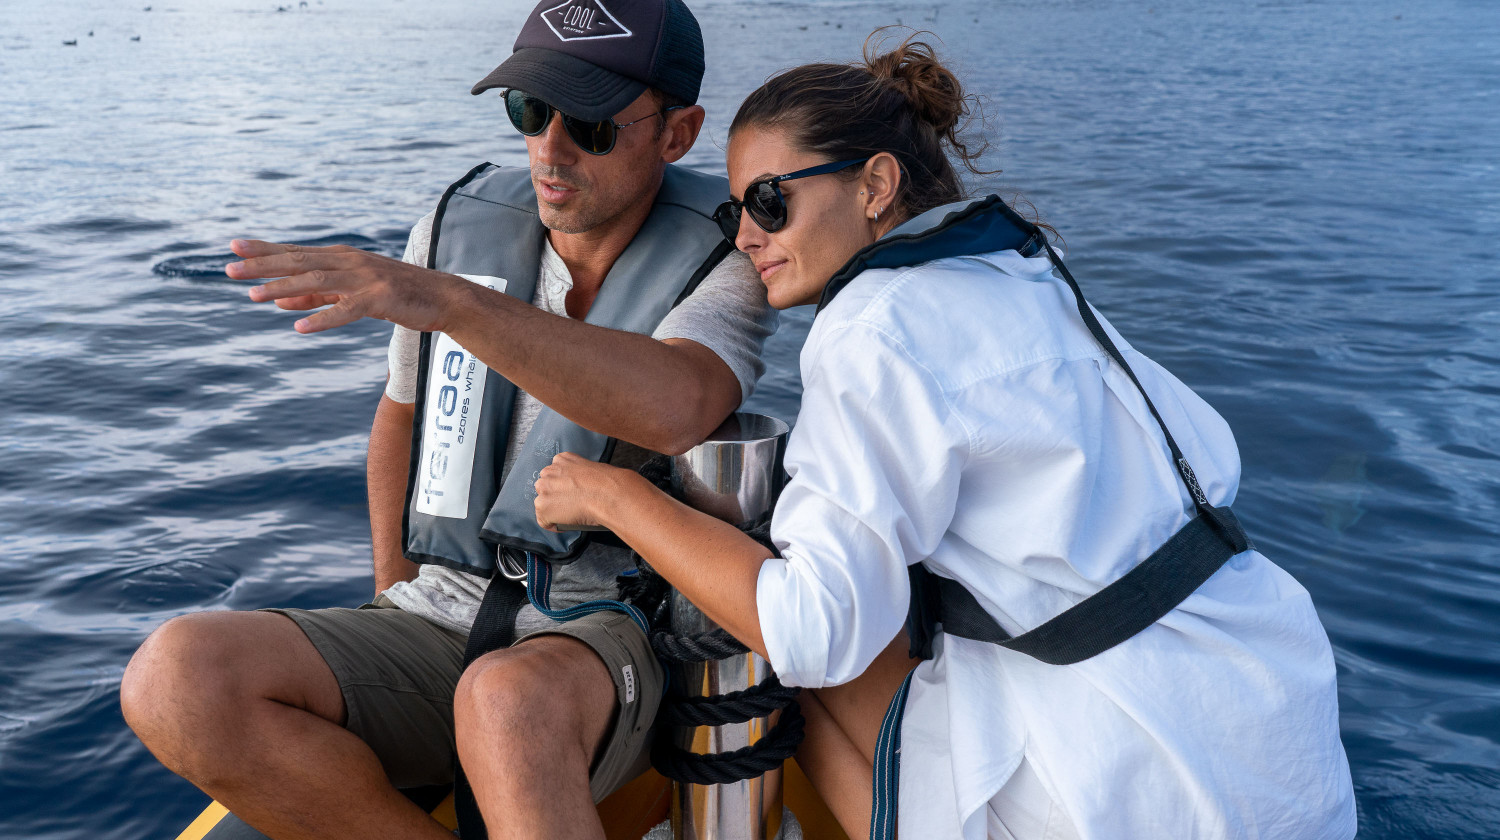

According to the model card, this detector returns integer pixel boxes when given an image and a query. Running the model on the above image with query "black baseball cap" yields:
[471,0,705,122]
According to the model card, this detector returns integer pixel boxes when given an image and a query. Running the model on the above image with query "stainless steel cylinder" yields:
[670,412,788,531]
[669,412,790,840]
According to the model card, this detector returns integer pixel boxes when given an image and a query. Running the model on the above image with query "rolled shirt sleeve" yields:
[757,318,971,688]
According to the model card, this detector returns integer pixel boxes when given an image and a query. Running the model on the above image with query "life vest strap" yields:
[908,506,1251,666]
[868,671,916,840]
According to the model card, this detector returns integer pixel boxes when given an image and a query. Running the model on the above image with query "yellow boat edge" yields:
[171,760,847,839]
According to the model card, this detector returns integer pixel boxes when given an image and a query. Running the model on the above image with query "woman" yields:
[533,35,1356,840]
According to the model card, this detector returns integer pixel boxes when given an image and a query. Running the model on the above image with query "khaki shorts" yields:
[264,596,663,801]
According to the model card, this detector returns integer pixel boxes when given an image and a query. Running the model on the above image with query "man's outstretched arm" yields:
[231,240,743,455]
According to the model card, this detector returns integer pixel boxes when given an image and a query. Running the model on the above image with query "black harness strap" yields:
[911,508,1250,665]
[452,571,528,840]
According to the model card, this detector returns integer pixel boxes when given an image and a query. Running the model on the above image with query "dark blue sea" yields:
[2,0,1497,837]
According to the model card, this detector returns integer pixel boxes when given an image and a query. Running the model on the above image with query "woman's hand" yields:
[537,450,772,657]
[533,452,637,532]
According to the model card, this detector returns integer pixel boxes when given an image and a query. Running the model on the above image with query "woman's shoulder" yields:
[810,250,1107,386]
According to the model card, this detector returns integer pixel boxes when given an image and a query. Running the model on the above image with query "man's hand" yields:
[230,239,464,334]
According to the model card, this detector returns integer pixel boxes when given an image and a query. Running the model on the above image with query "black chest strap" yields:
[908,507,1250,664]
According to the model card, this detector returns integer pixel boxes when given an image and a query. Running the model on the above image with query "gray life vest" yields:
[401,162,732,577]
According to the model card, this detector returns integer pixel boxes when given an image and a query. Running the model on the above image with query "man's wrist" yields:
[427,271,472,335]
[434,271,530,340]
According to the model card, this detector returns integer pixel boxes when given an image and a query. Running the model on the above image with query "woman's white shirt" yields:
[756,249,1356,839]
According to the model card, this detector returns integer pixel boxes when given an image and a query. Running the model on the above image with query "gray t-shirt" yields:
[381,210,776,635]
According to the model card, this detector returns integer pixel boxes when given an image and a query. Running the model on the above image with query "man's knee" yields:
[121,611,340,760]
[124,613,221,730]
[454,637,614,762]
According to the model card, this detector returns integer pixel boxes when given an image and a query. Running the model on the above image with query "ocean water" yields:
[1,0,1497,837]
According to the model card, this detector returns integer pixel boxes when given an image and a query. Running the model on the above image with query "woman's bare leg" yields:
[798,633,921,838]
[796,693,873,835]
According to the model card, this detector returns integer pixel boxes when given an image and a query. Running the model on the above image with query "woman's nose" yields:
[734,212,766,253]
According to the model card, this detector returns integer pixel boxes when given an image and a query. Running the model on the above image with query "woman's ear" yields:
[861,152,904,230]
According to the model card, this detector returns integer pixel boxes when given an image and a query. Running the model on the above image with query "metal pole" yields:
[668,413,790,840]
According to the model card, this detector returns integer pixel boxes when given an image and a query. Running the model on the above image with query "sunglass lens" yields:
[565,117,615,155]
[506,91,551,136]
[746,182,787,232]
[713,202,742,244]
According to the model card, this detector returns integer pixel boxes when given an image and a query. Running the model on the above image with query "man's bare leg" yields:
[455,635,618,840]
[120,610,451,840]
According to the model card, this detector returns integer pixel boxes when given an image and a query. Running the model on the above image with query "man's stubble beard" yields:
[533,164,609,234]
[537,196,609,235]
[532,162,651,235]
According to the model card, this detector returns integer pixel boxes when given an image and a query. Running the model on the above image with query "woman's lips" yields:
[755,259,787,281]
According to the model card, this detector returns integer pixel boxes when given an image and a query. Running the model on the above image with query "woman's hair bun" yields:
[729,25,998,221]
[863,30,967,136]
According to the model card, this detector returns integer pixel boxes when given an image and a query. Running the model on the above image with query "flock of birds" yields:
[63,3,312,45]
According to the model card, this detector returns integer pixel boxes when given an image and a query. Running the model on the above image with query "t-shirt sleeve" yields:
[651,250,777,403]
[756,320,970,688]
[384,210,437,404]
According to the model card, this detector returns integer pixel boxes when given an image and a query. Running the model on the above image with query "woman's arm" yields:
[537,317,970,688]
[533,454,773,657]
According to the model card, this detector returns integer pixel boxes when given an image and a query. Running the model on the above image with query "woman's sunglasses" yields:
[713,158,870,245]
[504,89,680,156]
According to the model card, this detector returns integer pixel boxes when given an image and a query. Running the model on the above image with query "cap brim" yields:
[471,48,647,122]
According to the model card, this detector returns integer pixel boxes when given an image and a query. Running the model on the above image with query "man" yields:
[119,1,774,838]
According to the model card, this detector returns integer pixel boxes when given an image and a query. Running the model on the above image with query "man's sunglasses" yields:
[504,89,681,156]
[713,158,870,245]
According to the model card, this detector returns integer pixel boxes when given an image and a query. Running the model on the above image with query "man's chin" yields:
[538,203,595,235]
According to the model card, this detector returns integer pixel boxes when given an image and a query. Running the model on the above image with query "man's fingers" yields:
[293,297,365,334]
[248,271,327,302]
[275,293,343,311]
[230,239,358,258]
[228,242,377,281]
[229,239,295,258]
[230,249,329,282]
[250,267,365,305]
